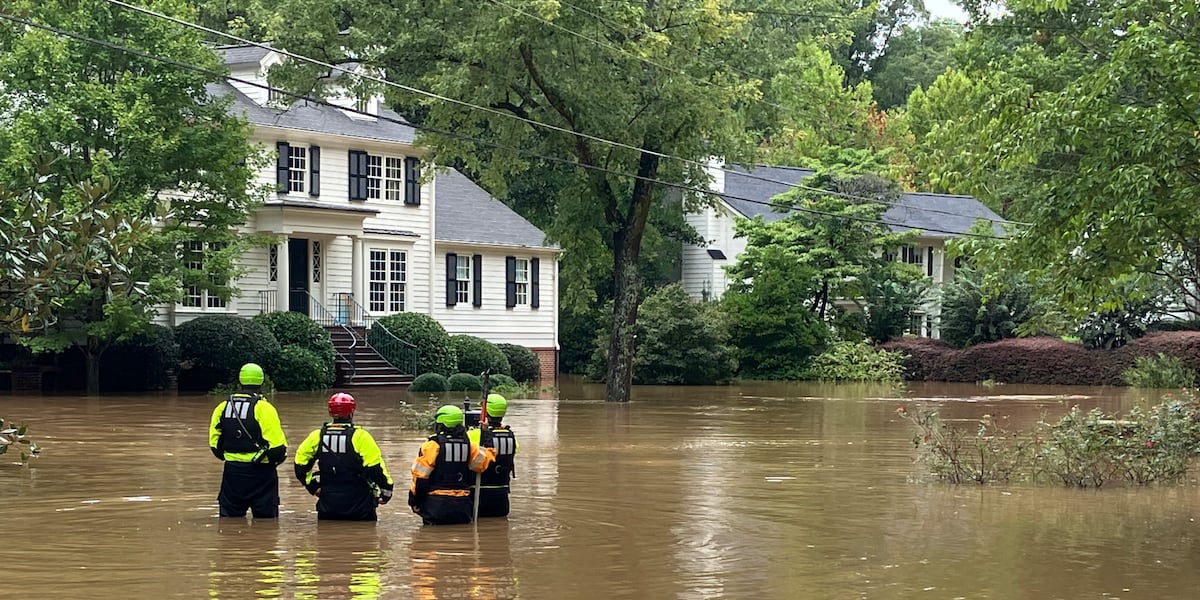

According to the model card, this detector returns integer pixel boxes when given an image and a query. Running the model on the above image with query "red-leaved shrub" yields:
[1114,331,1200,376]
[946,337,1104,385]
[879,338,958,381]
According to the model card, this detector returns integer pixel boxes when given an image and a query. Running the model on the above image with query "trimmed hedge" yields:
[253,311,336,364]
[100,325,180,392]
[488,373,518,390]
[882,331,1200,386]
[447,372,482,391]
[372,313,456,376]
[451,335,511,376]
[270,346,333,391]
[176,315,281,392]
[410,372,450,393]
[498,343,540,382]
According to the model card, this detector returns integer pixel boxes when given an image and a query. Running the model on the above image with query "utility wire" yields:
[0,10,1007,240]
[99,0,1016,226]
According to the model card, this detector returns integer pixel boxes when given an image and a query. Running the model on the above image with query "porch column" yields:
[351,236,365,310]
[276,237,290,312]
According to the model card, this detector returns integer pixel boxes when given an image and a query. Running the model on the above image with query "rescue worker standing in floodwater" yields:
[467,393,518,518]
[294,392,395,521]
[209,363,288,519]
[409,405,494,525]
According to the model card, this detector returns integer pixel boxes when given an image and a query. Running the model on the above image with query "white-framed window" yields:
[182,241,227,309]
[901,246,924,267]
[385,157,403,201]
[515,258,530,305]
[268,87,285,104]
[369,249,406,313]
[455,255,471,304]
[367,155,382,199]
[288,146,307,193]
[312,241,322,283]
[907,312,925,336]
[355,95,369,114]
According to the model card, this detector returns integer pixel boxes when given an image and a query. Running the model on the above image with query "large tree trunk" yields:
[605,230,643,403]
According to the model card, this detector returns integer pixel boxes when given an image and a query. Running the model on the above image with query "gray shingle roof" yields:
[206,81,416,145]
[435,169,556,249]
[720,164,1005,237]
[218,44,271,67]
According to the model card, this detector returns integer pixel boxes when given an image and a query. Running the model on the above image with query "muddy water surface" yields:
[2,380,1200,599]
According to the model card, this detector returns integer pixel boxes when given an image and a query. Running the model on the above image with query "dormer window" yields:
[355,95,370,114]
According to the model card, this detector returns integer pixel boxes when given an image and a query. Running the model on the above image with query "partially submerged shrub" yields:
[947,337,1102,386]
[372,313,456,376]
[802,341,906,382]
[270,346,334,391]
[101,324,180,392]
[451,335,510,376]
[410,372,450,393]
[488,373,517,391]
[498,343,540,382]
[176,315,281,392]
[0,418,41,465]
[447,372,482,392]
[1122,354,1196,389]
[254,311,336,368]
[879,338,958,381]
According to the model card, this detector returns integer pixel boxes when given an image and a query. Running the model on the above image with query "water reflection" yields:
[208,520,284,599]
[291,522,386,599]
[409,521,517,599]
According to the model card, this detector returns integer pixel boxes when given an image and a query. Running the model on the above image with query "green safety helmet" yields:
[239,363,265,386]
[434,404,464,428]
[485,393,508,418]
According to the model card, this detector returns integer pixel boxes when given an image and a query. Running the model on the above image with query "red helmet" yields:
[328,393,356,418]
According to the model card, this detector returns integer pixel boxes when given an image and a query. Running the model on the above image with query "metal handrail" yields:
[336,292,419,376]
[257,289,277,314]
[303,291,357,382]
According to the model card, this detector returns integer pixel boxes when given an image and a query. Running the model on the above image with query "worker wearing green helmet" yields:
[208,362,288,518]
[408,404,495,525]
[467,393,519,518]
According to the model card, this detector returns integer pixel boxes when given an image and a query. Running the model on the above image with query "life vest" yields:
[317,422,364,485]
[430,432,473,490]
[479,426,516,488]
[218,393,265,454]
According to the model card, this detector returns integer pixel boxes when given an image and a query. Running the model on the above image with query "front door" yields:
[288,237,310,315]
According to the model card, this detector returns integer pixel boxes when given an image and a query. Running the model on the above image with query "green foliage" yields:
[269,345,333,391]
[901,393,1200,487]
[1122,354,1197,389]
[489,374,517,391]
[0,418,41,465]
[558,309,602,375]
[450,335,510,377]
[589,285,736,385]
[100,324,179,392]
[254,311,336,365]
[209,375,275,397]
[175,315,280,392]
[447,372,482,392]
[1076,300,1160,350]
[409,372,450,393]
[939,267,1039,348]
[852,265,931,343]
[723,258,830,380]
[869,20,963,109]
[372,313,456,376]
[497,343,540,383]
[0,0,263,393]
[801,341,906,382]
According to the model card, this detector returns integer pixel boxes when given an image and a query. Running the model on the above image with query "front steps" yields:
[325,326,413,387]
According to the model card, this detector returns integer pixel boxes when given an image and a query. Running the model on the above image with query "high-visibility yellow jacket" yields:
[209,393,287,464]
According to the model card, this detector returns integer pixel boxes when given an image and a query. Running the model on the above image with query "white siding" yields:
[681,202,747,301]
[430,246,559,349]
[681,206,713,300]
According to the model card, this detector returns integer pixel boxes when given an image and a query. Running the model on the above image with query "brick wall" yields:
[531,348,558,384]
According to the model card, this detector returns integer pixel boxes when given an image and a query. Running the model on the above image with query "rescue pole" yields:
[472,369,491,524]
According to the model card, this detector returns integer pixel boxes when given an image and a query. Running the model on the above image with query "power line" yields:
[99,0,1015,227]
[0,10,1007,240]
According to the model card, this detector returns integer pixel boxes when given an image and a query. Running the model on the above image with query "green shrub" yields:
[270,346,334,391]
[802,341,907,382]
[498,343,540,382]
[101,325,180,392]
[451,335,510,376]
[488,373,517,391]
[1148,319,1200,332]
[1075,300,1158,350]
[1122,353,1197,388]
[722,268,829,380]
[175,315,280,392]
[372,313,456,376]
[559,309,603,374]
[410,372,450,393]
[940,268,1039,348]
[589,285,737,384]
[254,311,336,365]
[447,372,482,391]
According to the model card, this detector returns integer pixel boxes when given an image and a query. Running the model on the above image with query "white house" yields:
[681,163,1005,339]
[159,44,560,383]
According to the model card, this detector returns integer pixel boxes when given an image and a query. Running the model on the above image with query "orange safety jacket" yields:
[410,432,494,498]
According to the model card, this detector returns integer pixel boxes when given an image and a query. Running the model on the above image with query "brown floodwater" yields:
[2,379,1200,599]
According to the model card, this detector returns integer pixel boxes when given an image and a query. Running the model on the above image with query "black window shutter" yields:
[505,256,517,308]
[404,157,421,206]
[275,142,290,193]
[531,257,541,309]
[349,150,366,200]
[445,253,457,306]
[309,145,321,197]
[926,247,934,277]
[472,254,483,307]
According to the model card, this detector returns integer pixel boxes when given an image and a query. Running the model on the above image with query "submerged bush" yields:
[101,325,180,392]
[802,341,906,382]
[447,372,482,391]
[1122,354,1196,389]
[879,338,958,381]
[176,315,281,392]
[270,346,334,391]
[498,343,541,382]
[372,313,456,376]
[451,335,510,376]
[410,372,450,393]
[488,373,517,391]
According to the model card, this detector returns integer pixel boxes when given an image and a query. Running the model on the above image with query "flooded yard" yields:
[2,379,1198,598]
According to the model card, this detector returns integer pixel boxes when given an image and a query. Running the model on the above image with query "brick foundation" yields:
[11,368,43,394]
[530,348,558,384]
